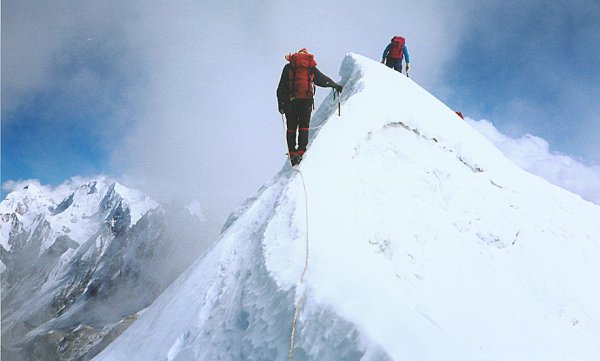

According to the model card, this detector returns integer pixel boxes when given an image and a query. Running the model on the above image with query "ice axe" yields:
[333,88,341,116]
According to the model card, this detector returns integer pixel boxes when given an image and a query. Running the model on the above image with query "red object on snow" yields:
[455,111,464,119]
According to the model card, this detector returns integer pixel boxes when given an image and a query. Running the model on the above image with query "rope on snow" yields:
[287,166,310,361]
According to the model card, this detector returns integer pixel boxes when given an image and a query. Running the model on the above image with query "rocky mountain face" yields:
[1,179,216,361]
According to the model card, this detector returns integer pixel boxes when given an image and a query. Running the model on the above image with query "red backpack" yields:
[288,51,317,99]
[389,36,405,59]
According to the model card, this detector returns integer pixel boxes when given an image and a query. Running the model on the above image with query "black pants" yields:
[285,99,313,154]
[385,58,403,72]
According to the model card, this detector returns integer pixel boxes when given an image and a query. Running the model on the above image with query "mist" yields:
[107,0,472,218]
[5,0,598,220]
[467,118,600,205]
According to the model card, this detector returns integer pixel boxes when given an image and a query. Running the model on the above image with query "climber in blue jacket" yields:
[381,36,410,76]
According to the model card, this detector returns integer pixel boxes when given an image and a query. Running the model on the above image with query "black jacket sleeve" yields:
[277,64,290,107]
[312,67,338,88]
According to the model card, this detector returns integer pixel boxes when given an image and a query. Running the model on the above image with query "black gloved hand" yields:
[335,84,343,93]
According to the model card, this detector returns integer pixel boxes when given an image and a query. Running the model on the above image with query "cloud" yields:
[2,1,142,118]
[444,0,600,166]
[17,0,596,221]
[1,1,151,187]
[467,118,600,205]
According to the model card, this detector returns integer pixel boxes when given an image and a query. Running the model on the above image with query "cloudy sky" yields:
[2,0,599,217]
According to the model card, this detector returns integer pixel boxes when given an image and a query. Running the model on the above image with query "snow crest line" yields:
[288,167,310,361]
[383,120,485,173]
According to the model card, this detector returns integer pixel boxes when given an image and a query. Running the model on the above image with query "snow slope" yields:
[94,53,600,361]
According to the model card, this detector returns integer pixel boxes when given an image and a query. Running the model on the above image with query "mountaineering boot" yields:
[290,153,302,166]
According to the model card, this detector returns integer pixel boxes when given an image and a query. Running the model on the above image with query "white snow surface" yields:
[93,54,600,361]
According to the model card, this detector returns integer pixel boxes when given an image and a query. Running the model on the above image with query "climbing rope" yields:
[281,89,341,359]
[288,168,308,361]
[288,293,304,361]
[294,168,310,282]
[287,166,310,361]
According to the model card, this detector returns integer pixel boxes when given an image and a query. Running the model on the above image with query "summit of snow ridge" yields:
[93,53,600,361]
[112,181,159,224]
[0,182,57,216]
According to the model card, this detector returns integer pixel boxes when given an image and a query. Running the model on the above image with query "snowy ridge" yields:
[94,54,600,361]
